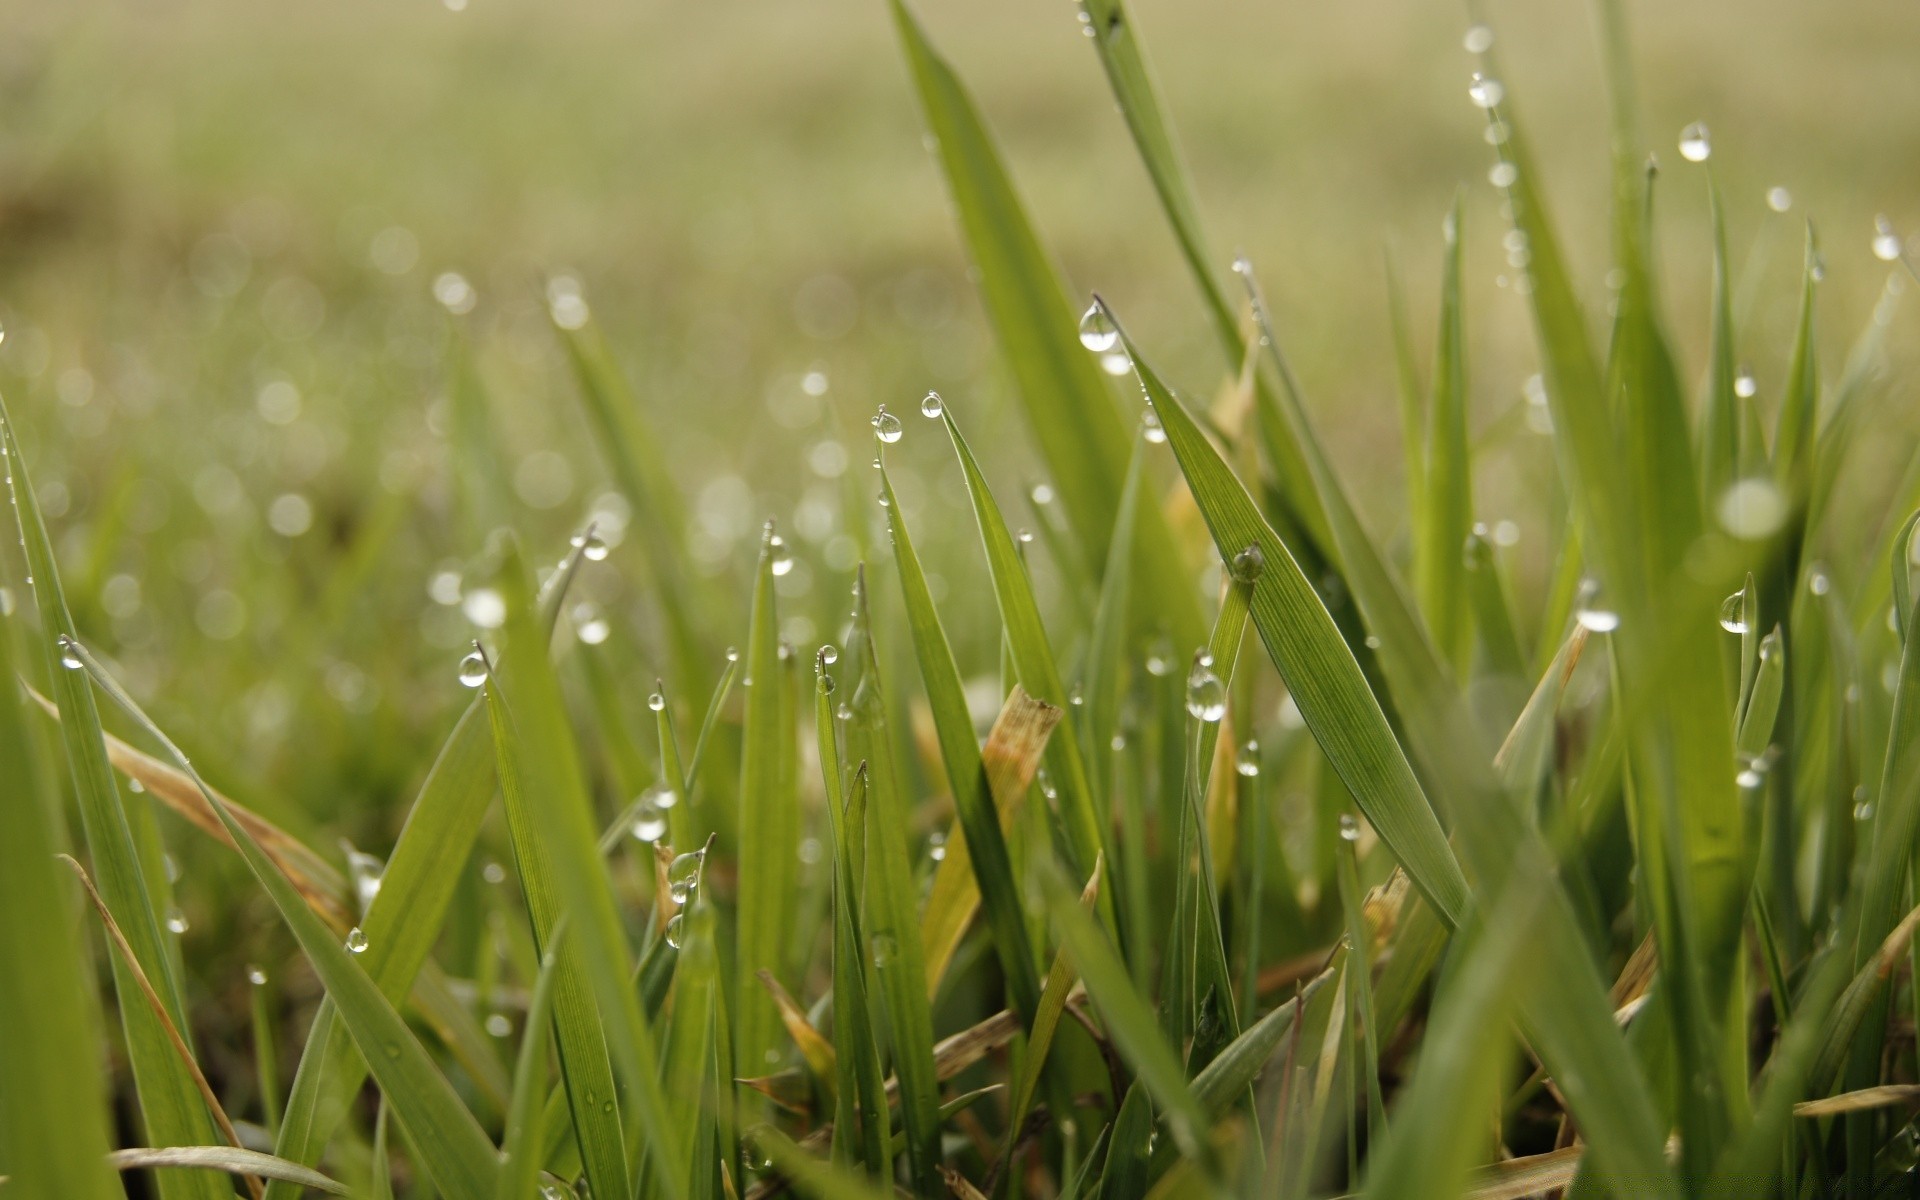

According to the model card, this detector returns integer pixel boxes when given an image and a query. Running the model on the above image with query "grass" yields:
[4,0,1920,1197]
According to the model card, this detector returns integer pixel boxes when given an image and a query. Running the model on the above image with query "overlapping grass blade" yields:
[0,400,230,1200]
[64,642,503,1198]
[1413,199,1475,675]
[496,933,565,1200]
[0,618,120,1199]
[844,572,943,1193]
[104,1148,348,1195]
[483,541,684,1200]
[887,0,1204,653]
[878,453,1043,1017]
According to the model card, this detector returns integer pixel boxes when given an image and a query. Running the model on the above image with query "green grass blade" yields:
[0,617,120,1198]
[482,541,685,1200]
[844,572,944,1193]
[878,454,1043,1019]
[0,400,229,1200]
[1699,178,1740,502]
[1773,228,1819,491]
[932,401,1116,921]
[1413,197,1475,675]
[66,642,503,1199]
[820,740,890,1175]
[887,0,1204,653]
[496,932,564,1200]
[1095,307,1467,926]
[660,860,721,1197]
[736,522,799,1080]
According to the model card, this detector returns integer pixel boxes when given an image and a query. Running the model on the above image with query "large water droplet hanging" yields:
[1575,608,1621,634]
[56,634,82,669]
[1185,653,1227,722]
[1467,73,1504,109]
[1078,303,1119,353]
[1236,740,1261,777]
[920,391,944,419]
[1718,588,1750,635]
[1338,813,1361,842]
[630,787,667,842]
[1678,122,1711,163]
[345,927,370,954]
[458,650,488,688]
[664,914,685,949]
[1733,367,1757,398]
[818,644,839,666]
[1141,410,1167,444]
[1229,543,1266,584]
[870,405,903,444]
[1766,186,1792,213]
[165,906,190,934]
[768,534,794,576]
[667,850,705,904]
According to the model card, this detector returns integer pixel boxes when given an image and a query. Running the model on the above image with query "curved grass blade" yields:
[0,623,120,1200]
[496,932,562,1200]
[106,1148,348,1196]
[2,398,230,1200]
[65,642,503,1199]
[878,455,1043,1018]
[887,0,1204,653]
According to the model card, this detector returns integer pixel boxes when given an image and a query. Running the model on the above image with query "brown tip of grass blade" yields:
[757,969,837,1085]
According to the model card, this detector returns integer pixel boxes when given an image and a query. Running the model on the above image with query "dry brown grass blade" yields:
[920,686,1063,993]
[35,688,353,929]
[1464,1146,1584,1200]
[758,969,836,1085]
[940,1165,990,1200]
[60,856,264,1200]
[1793,1084,1920,1118]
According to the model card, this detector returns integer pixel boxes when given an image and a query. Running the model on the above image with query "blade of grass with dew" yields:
[844,570,943,1194]
[266,537,592,1198]
[1098,1082,1156,1200]
[887,0,1204,654]
[879,452,1043,1017]
[663,872,723,1195]
[1109,303,1678,1197]
[1074,0,1329,562]
[1413,198,1475,676]
[66,642,504,1199]
[1090,311,1466,926]
[819,738,890,1175]
[1085,436,1146,805]
[0,399,231,1200]
[497,931,564,1200]
[557,319,707,690]
[995,857,1103,1199]
[1047,867,1210,1167]
[1189,967,1331,1118]
[0,620,121,1200]
[105,1148,348,1196]
[482,542,685,1200]
[933,402,1116,922]
[736,523,799,1087]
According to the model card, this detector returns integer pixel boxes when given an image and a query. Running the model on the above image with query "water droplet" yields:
[1766,186,1793,213]
[1236,741,1261,777]
[1068,681,1084,707]
[165,906,190,934]
[56,634,82,669]
[1467,73,1504,109]
[648,690,666,712]
[1733,367,1757,398]
[1141,410,1167,444]
[458,651,489,688]
[1488,161,1518,189]
[1185,654,1227,722]
[1017,529,1034,545]
[818,644,839,666]
[483,861,507,884]
[1736,767,1764,790]
[1575,609,1621,634]
[1462,23,1493,53]
[928,831,947,862]
[1718,589,1750,635]
[768,533,794,576]
[664,914,685,949]
[1229,543,1266,584]
[486,1013,513,1038]
[1100,349,1132,376]
[248,966,268,986]
[433,271,476,313]
[667,850,705,903]
[1677,122,1711,163]
[1145,637,1173,676]
[870,933,899,967]
[1036,767,1058,801]
[870,406,903,444]
[1809,569,1831,596]
[819,672,836,693]
[1078,303,1118,353]
[920,391,944,419]
[345,927,369,954]
[1338,814,1361,842]
[1855,799,1876,823]
[630,796,668,842]
[462,587,506,629]
[1873,215,1903,263]
[571,531,609,561]
[725,646,740,663]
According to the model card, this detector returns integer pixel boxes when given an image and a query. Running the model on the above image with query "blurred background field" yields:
[1,0,1916,1063]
